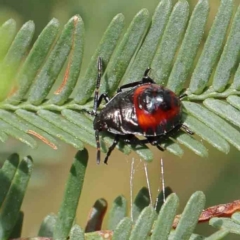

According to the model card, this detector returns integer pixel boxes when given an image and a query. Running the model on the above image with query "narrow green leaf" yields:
[85,232,104,240]
[69,224,85,240]
[130,206,157,240]
[9,211,24,238]
[167,0,209,94]
[131,144,153,162]
[0,119,37,148]
[0,153,19,208]
[0,109,59,150]
[108,195,127,230]
[0,21,35,100]
[61,110,110,153]
[155,187,173,214]
[227,95,240,110]
[173,191,205,240]
[100,9,150,95]
[189,0,233,94]
[204,99,240,128]
[28,16,77,105]
[161,140,184,157]
[213,4,240,92]
[8,18,60,104]
[85,198,107,233]
[205,229,229,240]
[123,0,173,84]
[132,187,150,222]
[176,133,208,157]
[151,193,179,240]
[0,19,16,61]
[16,109,84,149]
[74,13,125,104]
[113,217,132,240]
[37,109,93,148]
[53,149,88,239]
[169,231,205,240]
[232,212,240,224]
[151,0,189,86]
[183,115,230,154]
[62,109,131,154]
[183,101,240,151]
[191,234,206,240]
[209,217,240,235]
[0,156,33,240]
[49,15,84,105]
[38,214,57,237]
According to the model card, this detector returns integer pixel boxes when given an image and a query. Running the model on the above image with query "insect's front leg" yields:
[117,68,155,93]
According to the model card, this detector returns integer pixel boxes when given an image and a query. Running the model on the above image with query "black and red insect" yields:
[88,57,193,164]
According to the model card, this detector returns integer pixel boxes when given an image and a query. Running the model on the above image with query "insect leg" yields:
[104,135,119,164]
[179,93,188,100]
[97,93,110,107]
[95,130,101,164]
[117,69,155,93]
[147,136,165,151]
[93,57,103,113]
[181,124,194,135]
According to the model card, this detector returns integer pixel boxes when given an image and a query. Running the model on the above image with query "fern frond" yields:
[0,0,240,161]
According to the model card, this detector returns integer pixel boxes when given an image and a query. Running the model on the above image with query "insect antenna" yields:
[94,57,103,164]
[93,57,103,113]
[95,130,101,164]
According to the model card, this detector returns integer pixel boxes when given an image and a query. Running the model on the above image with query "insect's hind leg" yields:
[95,130,101,164]
[104,135,120,164]
[148,136,165,151]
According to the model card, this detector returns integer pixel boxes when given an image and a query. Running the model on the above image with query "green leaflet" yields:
[38,214,57,237]
[151,193,179,240]
[74,14,125,104]
[151,0,189,86]
[0,0,240,161]
[53,149,88,239]
[173,191,205,240]
[0,21,34,101]
[189,0,233,94]
[0,156,33,240]
[167,0,209,94]
[8,18,60,104]
[123,0,172,84]
[100,9,150,95]
[108,195,127,231]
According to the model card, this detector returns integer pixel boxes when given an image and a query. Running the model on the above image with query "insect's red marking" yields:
[28,130,57,149]
[133,84,180,133]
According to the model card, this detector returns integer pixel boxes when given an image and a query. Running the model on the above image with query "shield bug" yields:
[87,57,193,164]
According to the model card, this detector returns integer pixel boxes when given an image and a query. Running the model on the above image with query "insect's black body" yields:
[94,89,138,135]
[94,85,183,137]
[89,57,193,164]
